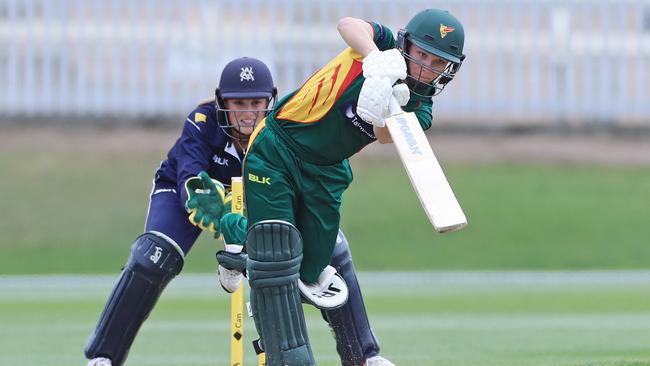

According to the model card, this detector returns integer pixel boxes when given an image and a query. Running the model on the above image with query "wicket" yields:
[229,177,265,366]
[230,177,244,366]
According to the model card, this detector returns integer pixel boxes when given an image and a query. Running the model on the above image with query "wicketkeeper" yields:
[238,8,466,366]
[83,57,276,366]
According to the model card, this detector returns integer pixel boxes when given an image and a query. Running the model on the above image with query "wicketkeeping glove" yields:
[222,191,233,215]
[184,171,226,237]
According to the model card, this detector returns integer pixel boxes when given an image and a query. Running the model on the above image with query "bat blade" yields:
[384,105,467,233]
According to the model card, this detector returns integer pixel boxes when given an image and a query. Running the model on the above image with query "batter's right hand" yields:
[216,215,248,293]
[216,248,247,293]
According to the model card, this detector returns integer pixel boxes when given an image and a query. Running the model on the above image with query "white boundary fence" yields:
[1,0,649,128]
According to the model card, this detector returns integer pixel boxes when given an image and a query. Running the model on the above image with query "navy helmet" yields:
[215,57,277,139]
[217,57,277,99]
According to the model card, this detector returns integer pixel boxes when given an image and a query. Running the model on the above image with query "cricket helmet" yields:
[215,57,277,139]
[397,9,466,97]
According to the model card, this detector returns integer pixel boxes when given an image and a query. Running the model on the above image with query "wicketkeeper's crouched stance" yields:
[239,8,466,366]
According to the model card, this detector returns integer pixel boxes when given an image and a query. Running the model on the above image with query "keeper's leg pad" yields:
[84,231,184,366]
[322,230,380,366]
[246,220,315,366]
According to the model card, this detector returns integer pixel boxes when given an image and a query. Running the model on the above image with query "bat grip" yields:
[388,96,403,116]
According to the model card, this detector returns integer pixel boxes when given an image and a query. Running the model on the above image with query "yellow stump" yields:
[230,177,244,366]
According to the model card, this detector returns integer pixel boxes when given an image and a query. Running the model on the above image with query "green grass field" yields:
[1,140,649,274]
[2,272,650,366]
[2,130,650,365]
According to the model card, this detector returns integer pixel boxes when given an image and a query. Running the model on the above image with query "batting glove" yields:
[392,83,410,106]
[357,76,393,127]
[298,265,349,310]
[216,251,247,293]
[220,213,247,250]
[216,212,248,293]
[362,49,407,85]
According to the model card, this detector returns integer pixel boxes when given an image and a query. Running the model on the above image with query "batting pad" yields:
[246,220,315,366]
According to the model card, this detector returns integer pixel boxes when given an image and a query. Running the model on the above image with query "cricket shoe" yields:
[86,357,112,366]
[363,355,396,366]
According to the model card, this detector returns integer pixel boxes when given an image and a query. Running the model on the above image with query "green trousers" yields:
[243,123,353,283]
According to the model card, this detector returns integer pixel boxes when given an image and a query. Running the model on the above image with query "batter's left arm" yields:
[337,17,377,57]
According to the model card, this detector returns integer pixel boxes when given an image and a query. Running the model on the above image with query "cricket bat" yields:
[384,98,467,233]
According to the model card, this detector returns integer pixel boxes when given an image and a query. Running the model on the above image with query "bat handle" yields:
[389,96,403,116]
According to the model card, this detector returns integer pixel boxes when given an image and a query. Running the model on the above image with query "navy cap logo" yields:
[240,66,255,82]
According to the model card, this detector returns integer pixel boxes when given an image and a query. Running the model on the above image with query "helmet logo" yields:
[240,66,255,82]
[440,24,455,39]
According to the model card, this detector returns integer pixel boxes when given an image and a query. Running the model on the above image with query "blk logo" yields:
[248,173,271,185]
[213,155,229,166]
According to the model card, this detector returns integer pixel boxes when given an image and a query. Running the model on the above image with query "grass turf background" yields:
[1,144,648,274]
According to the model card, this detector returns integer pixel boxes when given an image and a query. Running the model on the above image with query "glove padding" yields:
[217,261,246,293]
[216,212,248,293]
[222,191,233,214]
[217,250,248,273]
[216,249,247,293]
[298,265,349,310]
[357,76,393,127]
[220,213,247,248]
[184,171,226,237]
[392,83,410,107]
[362,49,407,85]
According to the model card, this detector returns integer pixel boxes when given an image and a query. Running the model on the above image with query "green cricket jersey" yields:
[265,22,433,165]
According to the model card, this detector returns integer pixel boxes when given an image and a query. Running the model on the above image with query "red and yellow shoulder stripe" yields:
[277,48,363,123]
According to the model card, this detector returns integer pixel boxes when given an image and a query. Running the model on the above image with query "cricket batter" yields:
[239,9,466,365]
[84,57,396,366]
